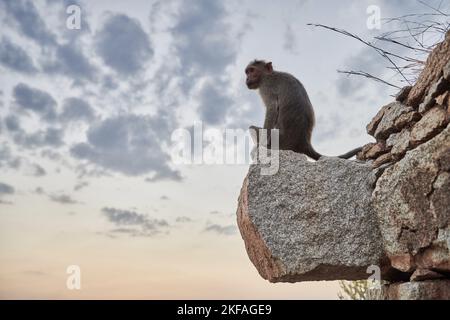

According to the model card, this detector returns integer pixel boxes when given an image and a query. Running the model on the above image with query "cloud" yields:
[0,143,22,169]
[0,0,57,46]
[336,47,383,96]
[0,182,15,195]
[32,163,46,176]
[13,83,57,121]
[164,1,240,126]
[335,38,411,99]
[95,14,153,75]
[283,23,299,54]
[101,75,119,90]
[102,207,169,237]
[103,207,147,225]
[145,1,245,134]
[175,216,192,223]
[146,1,240,130]
[40,149,62,161]
[145,170,182,183]
[0,37,37,73]
[314,112,345,144]
[171,1,236,85]
[43,43,98,81]
[2,0,99,84]
[70,114,181,179]
[49,193,79,204]
[0,181,15,204]
[204,223,237,236]
[73,181,89,191]
[60,97,96,122]
[12,127,65,148]
[208,210,233,217]
[2,0,98,83]
[4,115,21,131]
[34,186,45,194]
[197,80,233,125]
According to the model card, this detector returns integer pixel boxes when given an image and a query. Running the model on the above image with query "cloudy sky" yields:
[0,0,448,299]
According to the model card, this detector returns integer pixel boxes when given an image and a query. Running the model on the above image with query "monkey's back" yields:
[273,72,316,154]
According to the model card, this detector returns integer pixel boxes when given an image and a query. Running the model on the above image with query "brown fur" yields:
[245,60,361,160]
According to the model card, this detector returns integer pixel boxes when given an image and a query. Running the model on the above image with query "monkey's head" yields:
[245,60,273,90]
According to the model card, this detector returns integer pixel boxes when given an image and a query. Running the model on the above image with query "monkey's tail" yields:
[338,147,363,159]
[306,145,322,161]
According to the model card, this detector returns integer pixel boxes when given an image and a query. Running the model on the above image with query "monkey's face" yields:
[245,62,273,89]
[245,65,263,90]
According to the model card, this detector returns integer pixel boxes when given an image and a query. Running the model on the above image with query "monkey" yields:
[245,59,362,160]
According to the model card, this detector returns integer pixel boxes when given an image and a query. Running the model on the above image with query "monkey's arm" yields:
[262,96,280,149]
[263,97,280,130]
[249,125,260,145]
[273,96,280,129]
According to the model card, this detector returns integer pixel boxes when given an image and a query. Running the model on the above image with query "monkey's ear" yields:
[265,62,273,73]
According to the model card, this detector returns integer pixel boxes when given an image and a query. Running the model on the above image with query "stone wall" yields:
[356,31,450,299]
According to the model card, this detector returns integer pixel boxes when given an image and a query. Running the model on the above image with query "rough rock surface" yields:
[373,102,414,140]
[406,31,450,107]
[418,76,450,113]
[373,124,450,272]
[410,269,444,282]
[357,143,376,160]
[372,153,393,168]
[410,106,448,146]
[396,86,412,103]
[415,227,450,271]
[386,129,410,159]
[367,104,389,136]
[380,280,450,300]
[436,91,449,108]
[236,151,391,282]
[365,142,389,159]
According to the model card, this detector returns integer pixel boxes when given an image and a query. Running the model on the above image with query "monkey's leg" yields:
[250,125,273,150]
[277,118,322,159]
[249,125,260,145]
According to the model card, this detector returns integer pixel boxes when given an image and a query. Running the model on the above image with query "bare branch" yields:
[418,0,448,16]
[337,70,402,89]
[374,35,431,53]
[307,2,449,90]
[307,23,413,84]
